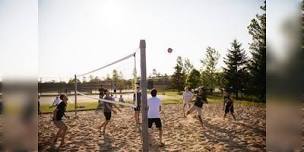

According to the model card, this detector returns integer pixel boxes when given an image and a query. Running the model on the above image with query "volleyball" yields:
[167,48,173,53]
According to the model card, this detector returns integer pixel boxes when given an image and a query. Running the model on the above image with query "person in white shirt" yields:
[147,88,164,147]
[182,87,193,117]
[49,96,62,109]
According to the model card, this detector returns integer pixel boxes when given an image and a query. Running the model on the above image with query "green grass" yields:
[40,91,265,113]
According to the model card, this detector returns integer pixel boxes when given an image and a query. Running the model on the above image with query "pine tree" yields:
[171,56,186,91]
[247,1,266,102]
[223,39,248,99]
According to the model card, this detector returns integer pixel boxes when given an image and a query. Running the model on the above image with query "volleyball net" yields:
[74,49,140,108]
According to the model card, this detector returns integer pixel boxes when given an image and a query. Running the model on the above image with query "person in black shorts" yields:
[98,89,121,135]
[186,87,208,127]
[147,88,164,146]
[52,94,69,147]
[223,90,236,120]
[133,86,141,124]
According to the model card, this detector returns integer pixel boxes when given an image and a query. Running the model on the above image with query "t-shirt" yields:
[53,97,62,106]
[194,95,207,108]
[55,102,66,121]
[133,92,142,107]
[183,91,193,103]
[103,96,114,113]
[224,97,233,107]
[147,97,161,118]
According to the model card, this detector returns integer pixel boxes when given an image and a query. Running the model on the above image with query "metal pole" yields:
[140,40,149,152]
[74,74,77,117]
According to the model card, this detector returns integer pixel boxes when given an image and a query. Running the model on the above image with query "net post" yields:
[140,40,149,152]
[74,74,77,117]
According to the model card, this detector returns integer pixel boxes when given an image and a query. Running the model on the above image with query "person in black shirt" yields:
[186,87,208,127]
[223,90,236,120]
[133,86,141,124]
[98,89,121,135]
[52,94,69,147]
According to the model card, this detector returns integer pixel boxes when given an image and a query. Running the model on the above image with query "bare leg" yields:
[135,111,139,124]
[186,105,195,116]
[183,103,186,117]
[198,115,203,127]
[231,113,236,121]
[99,121,105,130]
[148,129,152,146]
[52,128,62,145]
[59,125,67,146]
[159,128,164,146]
[103,120,109,134]
[223,113,227,119]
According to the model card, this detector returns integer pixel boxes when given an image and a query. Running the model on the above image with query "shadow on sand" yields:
[98,133,114,152]
[200,119,265,151]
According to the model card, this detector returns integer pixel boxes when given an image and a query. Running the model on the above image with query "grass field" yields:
[40,91,265,113]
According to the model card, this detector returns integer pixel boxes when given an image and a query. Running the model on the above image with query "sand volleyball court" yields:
[38,103,265,151]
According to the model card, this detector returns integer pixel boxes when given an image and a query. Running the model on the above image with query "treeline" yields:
[66,69,135,90]
[171,1,266,102]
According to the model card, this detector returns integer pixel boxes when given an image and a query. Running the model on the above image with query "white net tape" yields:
[76,51,137,77]
[77,91,136,108]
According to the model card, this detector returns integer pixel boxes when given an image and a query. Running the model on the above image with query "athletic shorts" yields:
[225,105,234,114]
[148,118,162,128]
[104,112,112,120]
[134,106,141,112]
[53,120,66,128]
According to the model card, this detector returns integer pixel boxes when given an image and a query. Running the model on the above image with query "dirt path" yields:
[38,103,266,151]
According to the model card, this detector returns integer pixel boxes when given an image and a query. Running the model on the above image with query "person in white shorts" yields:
[182,87,193,117]
[147,88,164,147]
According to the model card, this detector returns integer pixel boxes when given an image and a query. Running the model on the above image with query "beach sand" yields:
[38,103,265,151]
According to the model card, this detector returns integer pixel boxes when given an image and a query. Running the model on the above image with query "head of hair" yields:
[104,89,110,95]
[151,88,157,97]
[59,94,66,100]
[184,86,189,91]
[198,87,205,95]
